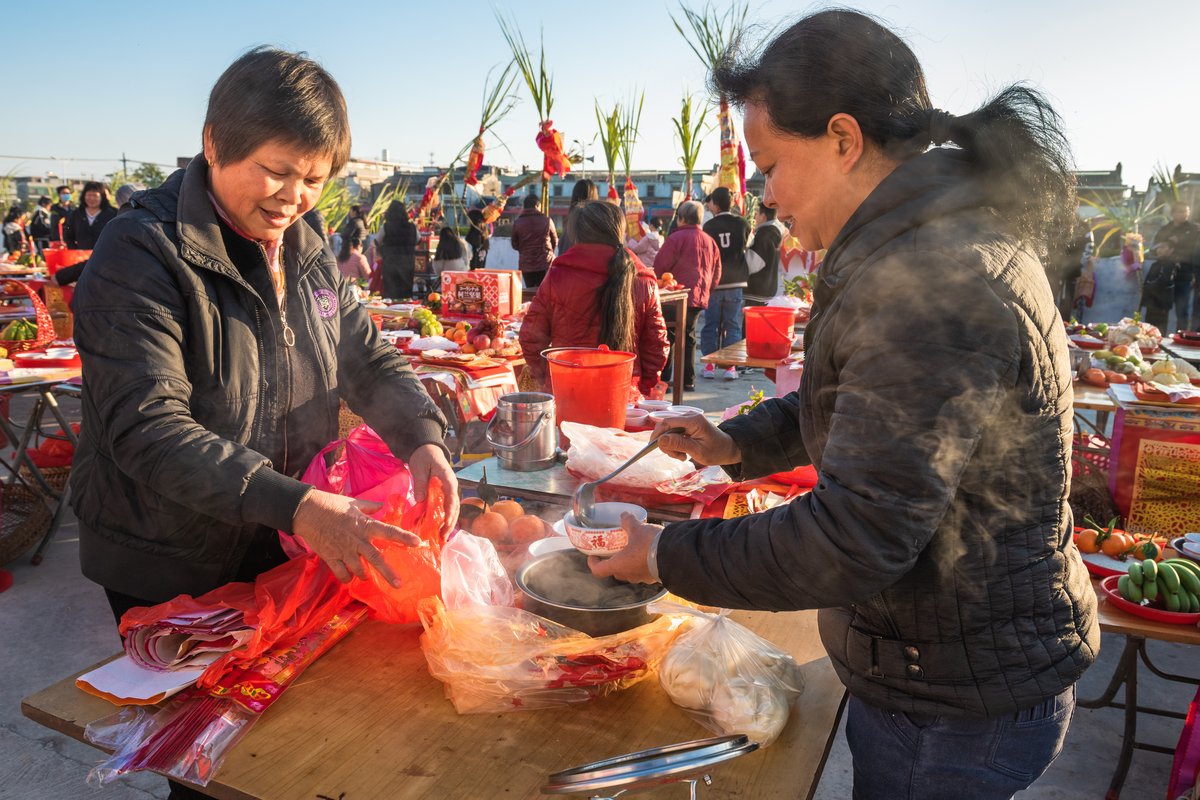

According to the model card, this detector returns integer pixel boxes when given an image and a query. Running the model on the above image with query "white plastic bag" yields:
[440,532,514,610]
[650,601,805,746]
[562,422,692,488]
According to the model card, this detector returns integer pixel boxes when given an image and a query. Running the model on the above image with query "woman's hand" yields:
[292,489,421,585]
[588,513,662,584]
[654,413,742,466]
[409,443,460,537]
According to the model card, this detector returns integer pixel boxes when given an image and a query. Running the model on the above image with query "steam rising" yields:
[523,550,662,609]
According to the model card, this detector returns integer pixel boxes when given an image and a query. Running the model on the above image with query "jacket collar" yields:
[132,153,327,284]
[554,243,655,278]
[816,148,992,305]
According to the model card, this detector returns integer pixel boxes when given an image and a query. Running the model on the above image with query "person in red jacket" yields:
[510,193,558,288]
[520,201,669,397]
[653,200,722,389]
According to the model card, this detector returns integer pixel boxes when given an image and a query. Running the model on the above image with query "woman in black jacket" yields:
[72,48,457,677]
[379,199,418,298]
[62,180,117,249]
[591,11,1097,799]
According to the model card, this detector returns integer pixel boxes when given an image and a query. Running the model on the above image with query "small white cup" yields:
[668,405,705,417]
[637,399,672,413]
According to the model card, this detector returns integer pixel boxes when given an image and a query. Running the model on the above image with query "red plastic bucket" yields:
[744,306,796,360]
[543,346,635,432]
[43,245,91,276]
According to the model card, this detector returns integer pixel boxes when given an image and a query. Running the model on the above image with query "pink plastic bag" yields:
[282,425,445,624]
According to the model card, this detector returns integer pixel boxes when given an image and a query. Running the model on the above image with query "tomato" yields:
[1075,529,1101,554]
[1100,532,1134,557]
[1105,371,1130,384]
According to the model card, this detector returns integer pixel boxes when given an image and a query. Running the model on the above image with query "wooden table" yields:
[22,612,845,799]
[700,340,789,371]
[457,456,694,522]
[1163,338,1200,364]
[1083,578,1200,798]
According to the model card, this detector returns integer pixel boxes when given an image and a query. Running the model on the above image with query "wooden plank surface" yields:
[1094,578,1200,645]
[1071,382,1118,412]
[23,611,843,800]
[700,340,789,370]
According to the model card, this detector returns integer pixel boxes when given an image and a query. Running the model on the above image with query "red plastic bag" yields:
[284,425,446,624]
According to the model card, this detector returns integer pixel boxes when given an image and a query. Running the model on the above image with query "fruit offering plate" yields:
[1068,333,1106,349]
[1079,550,1139,578]
[1132,382,1200,406]
[418,350,506,370]
[1099,575,1200,625]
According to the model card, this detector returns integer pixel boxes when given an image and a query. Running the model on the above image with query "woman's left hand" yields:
[588,513,663,584]
[409,443,459,537]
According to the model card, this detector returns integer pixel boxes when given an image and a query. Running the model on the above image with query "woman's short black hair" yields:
[4,205,24,224]
[713,9,1075,241]
[204,46,351,174]
[38,196,53,207]
[80,181,113,210]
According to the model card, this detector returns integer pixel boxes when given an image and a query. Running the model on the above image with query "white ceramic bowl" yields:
[637,399,672,413]
[668,405,705,417]
[625,408,650,426]
[562,502,648,557]
[527,535,573,558]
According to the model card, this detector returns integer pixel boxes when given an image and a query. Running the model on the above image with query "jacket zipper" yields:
[257,242,294,476]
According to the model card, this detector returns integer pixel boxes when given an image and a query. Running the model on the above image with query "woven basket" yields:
[0,483,52,566]
[19,465,71,495]
[338,401,365,440]
[0,280,56,352]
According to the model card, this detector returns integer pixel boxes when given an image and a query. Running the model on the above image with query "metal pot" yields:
[486,392,557,471]
[515,549,667,637]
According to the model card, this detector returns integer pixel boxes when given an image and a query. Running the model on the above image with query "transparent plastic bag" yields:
[561,421,692,489]
[650,601,805,746]
[418,596,683,714]
[439,532,514,610]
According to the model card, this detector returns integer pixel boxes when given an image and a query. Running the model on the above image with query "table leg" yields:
[1077,635,1197,800]
[672,299,686,405]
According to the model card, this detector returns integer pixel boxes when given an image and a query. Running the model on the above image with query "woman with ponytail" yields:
[519,200,668,397]
[590,11,1097,798]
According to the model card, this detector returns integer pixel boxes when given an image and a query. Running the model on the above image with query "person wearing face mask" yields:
[590,11,1097,799]
[71,53,458,800]
[62,181,117,249]
[49,185,74,243]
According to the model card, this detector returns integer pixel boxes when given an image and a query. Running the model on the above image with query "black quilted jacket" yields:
[656,149,1099,717]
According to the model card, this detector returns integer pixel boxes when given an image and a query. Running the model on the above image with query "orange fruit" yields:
[462,497,487,510]
[1075,529,1100,554]
[1100,532,1133,558]
[510,515,546,545]
[661,272,674,284]
[428,292,442,303]
[461,344,476,354]
[491,499,524,523]
[471,511,510,543]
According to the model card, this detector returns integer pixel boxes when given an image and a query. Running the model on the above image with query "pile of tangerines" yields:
[459,497,549,550]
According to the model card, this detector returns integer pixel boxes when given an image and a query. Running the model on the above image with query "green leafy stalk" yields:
[1081,195,1165,256]
[595,101,623,187]
[496,15,554,120]
[367,179,409,234]
[619,91,644,179]
[670,1,749,74]
[1152,162,1181,204]
[672,92,711,197]
[314,179,350,235]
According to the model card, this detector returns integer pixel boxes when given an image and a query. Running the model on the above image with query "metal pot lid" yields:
[542,735,758,795]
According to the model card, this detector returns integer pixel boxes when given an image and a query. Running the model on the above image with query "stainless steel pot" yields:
[515,549,667,637]
[486,392,556,471]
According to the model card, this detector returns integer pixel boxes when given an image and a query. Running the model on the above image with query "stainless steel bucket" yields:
[486,392,557,471]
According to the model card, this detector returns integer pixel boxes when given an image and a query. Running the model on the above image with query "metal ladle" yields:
[572,427,684,528]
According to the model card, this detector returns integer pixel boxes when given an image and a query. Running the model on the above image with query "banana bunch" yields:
[1118,558,1200,613]
[0,319,37,341]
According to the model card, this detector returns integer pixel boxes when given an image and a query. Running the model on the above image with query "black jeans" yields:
[660,305,701,387]
[103,532,288,800]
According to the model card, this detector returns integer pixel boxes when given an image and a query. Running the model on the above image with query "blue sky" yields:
[7,0,1196,191]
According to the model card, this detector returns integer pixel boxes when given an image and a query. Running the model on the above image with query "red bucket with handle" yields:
[744,306,796,360]
[543,346,635,432]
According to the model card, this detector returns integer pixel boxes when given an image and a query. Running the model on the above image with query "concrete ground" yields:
[1,356,1193,800]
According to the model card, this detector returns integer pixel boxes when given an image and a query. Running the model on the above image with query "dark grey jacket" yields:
[657,150,1098,717]
[71,159,447,602]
